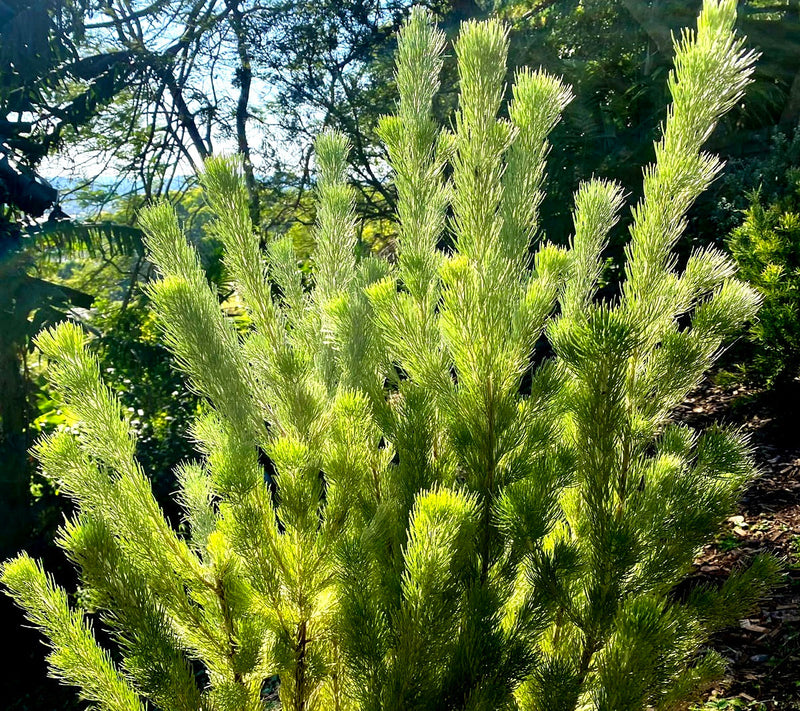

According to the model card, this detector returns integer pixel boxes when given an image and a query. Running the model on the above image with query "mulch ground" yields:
[675,379,800,709]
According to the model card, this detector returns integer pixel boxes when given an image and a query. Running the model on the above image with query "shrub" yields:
[2,3,780,710]
[727,186,800,388]
[694,127,800,244]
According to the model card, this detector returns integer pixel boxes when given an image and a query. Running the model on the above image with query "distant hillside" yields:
[45,176,190,220]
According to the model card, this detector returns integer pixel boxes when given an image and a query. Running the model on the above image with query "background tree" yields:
[493,0,800,256]
[0,0,101,221]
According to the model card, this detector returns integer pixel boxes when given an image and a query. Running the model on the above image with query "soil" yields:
[675,378,800,709]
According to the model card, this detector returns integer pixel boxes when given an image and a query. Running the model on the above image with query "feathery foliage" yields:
[2,3,780,710]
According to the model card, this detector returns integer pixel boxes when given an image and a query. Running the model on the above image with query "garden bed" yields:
[677,380,800,709]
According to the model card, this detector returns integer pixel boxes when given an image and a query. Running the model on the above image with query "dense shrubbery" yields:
[727,185,800,388]
[705,130,800,240]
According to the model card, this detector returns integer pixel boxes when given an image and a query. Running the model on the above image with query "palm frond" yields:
[22,222,144,263]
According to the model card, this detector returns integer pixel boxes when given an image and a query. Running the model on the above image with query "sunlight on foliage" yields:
[1,3,781,711]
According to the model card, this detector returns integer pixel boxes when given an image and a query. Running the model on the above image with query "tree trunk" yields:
[228,0,262,231]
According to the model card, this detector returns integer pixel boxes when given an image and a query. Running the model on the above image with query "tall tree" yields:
[1,0,268,223]
[496,0,800,245]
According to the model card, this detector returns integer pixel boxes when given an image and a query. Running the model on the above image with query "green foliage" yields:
[90,298,203,498]
[0,214,144,565]
[1,3,781,711]
[697,128,800,241]
[28,297,202,554]
[727,185,800,387]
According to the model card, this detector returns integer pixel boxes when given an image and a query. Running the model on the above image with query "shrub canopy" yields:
[2,2,780,710]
